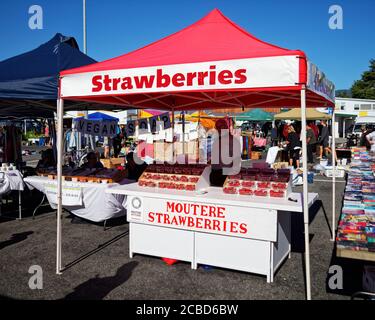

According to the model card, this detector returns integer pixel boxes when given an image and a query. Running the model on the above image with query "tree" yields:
[335,89,351,98]
[351,59,375,99]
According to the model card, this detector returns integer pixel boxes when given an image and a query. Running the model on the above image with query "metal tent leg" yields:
[18,190,22,220]
[33,194,46,219]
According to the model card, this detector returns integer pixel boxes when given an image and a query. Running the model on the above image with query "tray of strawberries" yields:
[270,190,285,198]
[254,189,268,197]
[239,188,254,196]
[138,163,206,191]
[222,168,291,198]
[223,186,237,194]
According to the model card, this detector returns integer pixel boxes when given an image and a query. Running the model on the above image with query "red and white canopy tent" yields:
[58,9,335,299]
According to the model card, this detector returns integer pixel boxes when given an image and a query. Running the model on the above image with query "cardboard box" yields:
[251,151,262,160]
[174,142,188,155]
[154,141,174,162]
[272,162,289,170]
[100,157,124,169]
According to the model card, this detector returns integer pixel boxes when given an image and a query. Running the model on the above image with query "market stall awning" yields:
[274,108,332,120]
[0,33,113,118]
[60,9,335,110]
[139,109,165,118]
[235,108,274,121]
[183,111,221,129]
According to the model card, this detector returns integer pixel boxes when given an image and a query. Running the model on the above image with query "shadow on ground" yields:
[0,231,33,250]
[290,200,328,253]
[63,231,129,271]
[63,261,138,300]
[325,243,375,298]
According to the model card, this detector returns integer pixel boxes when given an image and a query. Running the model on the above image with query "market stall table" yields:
[107,183,318,282]
[0,169,24,219]
[335,147,375,262]
[24,176,133,222]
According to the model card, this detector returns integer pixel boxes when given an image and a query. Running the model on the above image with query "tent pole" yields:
[182,111,186,156]
[300,85,311,300]
[172,108,175,162]
[331,109,336,241]
[56,98,64,275]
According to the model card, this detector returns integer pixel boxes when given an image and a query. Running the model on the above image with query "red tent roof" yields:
[61,9,304,75]
[60,9,334,110]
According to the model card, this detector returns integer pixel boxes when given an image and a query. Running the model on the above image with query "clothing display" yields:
[0,125,22,164]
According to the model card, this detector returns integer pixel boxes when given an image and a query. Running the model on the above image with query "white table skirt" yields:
[0,170,24,195]
[24,176,133,222]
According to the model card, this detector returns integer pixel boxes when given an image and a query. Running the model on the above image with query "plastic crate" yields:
[324,169,345,178]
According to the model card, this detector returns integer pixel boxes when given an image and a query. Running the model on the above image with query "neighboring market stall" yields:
[236,109,274,122]
[24,175,131,223]
[0,33,126,221]
[0,33,114,117]
[58,9,335,299]
[274,108,332,120]
[336,147,375,261]
[274,107,337,239]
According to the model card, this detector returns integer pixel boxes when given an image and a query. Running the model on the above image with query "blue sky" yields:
[0,0,373,90]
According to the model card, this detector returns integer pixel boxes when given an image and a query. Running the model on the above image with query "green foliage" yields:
[351,59,375,99]
[335,89,351,98]
[22,130,43,141]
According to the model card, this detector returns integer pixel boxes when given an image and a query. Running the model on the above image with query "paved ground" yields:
[1,172,370,300]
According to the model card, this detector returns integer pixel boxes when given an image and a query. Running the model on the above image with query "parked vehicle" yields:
[347,117,375,138]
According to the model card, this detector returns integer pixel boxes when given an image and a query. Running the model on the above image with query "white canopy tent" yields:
[57,9,336,299]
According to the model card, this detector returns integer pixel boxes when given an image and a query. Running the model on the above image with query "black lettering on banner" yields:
[86,121,92,134]
[93,123,100,134]
[150,115,159,133]
[160,112,171,129]
[78,119,85,131]
[126,120,135,136]
[110,123,117,135]
[102,123,108,135]
[139,119,149,133]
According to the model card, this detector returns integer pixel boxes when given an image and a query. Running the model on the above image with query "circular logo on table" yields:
[131,197,142,210]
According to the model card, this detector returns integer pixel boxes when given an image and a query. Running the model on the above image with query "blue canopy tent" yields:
[75,112,119,122]
[0,33,112,119]
[0,33,117,166]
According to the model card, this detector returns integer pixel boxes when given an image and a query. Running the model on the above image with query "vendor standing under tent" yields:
[36,149,56,170]
[124,152,147,181]
[80,151,103,169]
[318,120,331,159]
[285,126,301,168]
[210,118,241,187]
[306,122,316,164]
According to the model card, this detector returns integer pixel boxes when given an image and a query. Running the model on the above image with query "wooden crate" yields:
[100,157,124,169]
[251,151,262,160]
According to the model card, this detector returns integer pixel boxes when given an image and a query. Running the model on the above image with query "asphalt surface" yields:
[0,155,372,300]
